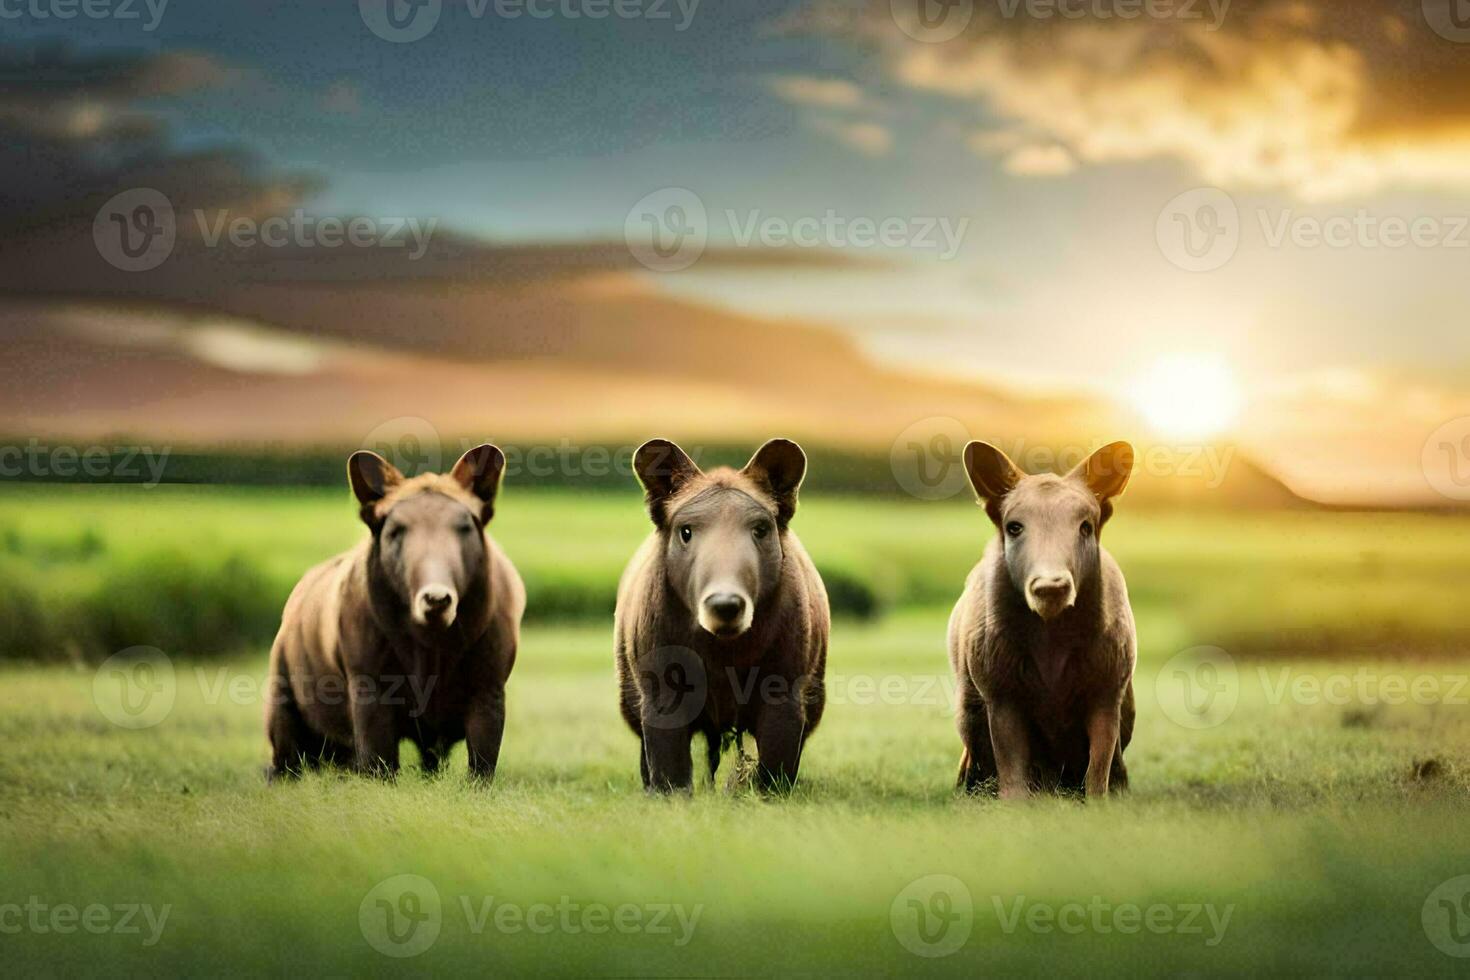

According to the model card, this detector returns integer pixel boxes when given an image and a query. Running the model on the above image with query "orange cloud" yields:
[816,0,1470,198]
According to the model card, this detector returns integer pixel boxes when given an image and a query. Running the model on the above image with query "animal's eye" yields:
[679,525,693,544]
[386,525,405,542]
[752,522,770,540]
[457,521,475,536]
[1080,520,1094,538]
[1005,521,1024,538]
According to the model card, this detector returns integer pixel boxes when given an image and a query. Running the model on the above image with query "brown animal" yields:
[615,439,829,793]
[948,440,1137,799]
[264,444,525,781]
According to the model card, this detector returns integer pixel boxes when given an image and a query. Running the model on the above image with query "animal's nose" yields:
[1029,575,1072,599]
[705,593,746,622]
[420,588,453,610]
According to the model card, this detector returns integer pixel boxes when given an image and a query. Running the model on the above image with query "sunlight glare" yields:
[1130,353,1243,440]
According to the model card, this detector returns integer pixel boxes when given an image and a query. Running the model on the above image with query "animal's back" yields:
[270,542,366,678]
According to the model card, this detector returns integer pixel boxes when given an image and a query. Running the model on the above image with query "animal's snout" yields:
[1025,573,1076,619]
[699,591,752,638]
[413,585,458,626]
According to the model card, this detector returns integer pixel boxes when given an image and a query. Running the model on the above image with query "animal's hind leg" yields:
[1109,744,1129,792]
[1111,683,1135,791]
[955,680,997,794]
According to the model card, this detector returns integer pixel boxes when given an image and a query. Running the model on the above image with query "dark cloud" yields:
[0,42,308,234]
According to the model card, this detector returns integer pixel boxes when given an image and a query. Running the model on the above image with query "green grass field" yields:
[2,486,1470,975]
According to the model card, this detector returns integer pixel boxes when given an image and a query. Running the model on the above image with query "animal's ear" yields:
[633,438,701,528]
[348,451,404,528]
[450,443,506,522]
[1071,441,1134,525]
[963,441,1021,524]
[742,438,806,527]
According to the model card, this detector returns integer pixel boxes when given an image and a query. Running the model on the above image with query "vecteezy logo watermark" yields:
[624,188,971,272]
[891,417,971,501]
[92,647,176,730]
[1424,875,1470,958]
[0,0,169,31]
[359,875,703,958]
[1155,645,1239,730]
[360,0,699,42]
[991,895,1234,946]
[1423,0,1470,43]
[1156,187,1239,272]
[890,875,974,958]
[625,188,708,272]
[0,440,170,486]
[360,875,443,958]
[638,645,709,730]
[890,0,975,43]
[359,0,442,42]
[0,899,171,946]
[1422,416,1470,502]
[362,416,444,475]
[93,188,176,272]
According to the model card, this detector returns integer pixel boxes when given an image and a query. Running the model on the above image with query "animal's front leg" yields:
[636,648,703,793]
[641,724,694,793]
[465,684,506,783]
[753,698,805,793]
[348,673,399,777]
[987,700,1032,800]
[1085,699,1122,798]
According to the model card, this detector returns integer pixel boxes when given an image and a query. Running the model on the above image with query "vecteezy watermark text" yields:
[993,0,1229,29]
[0,440,169,486]
[624,188,970,271]
[359,0,700,43]
[0,0,168,31]
[0,899,170,946]
[991,895,1234,946]
[359,874,701,959]
[889,418,1235,501]
[1158,187,1470,272]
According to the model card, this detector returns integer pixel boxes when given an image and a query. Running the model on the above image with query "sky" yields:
[3,0,1470,502]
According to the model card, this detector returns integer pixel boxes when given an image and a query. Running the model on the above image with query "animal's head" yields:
[964,440,1133,621]
[347,443,505,631]
[633,438,806,640]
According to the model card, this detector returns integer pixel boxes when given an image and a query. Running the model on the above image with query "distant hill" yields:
[0,228,1308,507]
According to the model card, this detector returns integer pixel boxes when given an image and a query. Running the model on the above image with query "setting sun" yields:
[1130,353,1243,440]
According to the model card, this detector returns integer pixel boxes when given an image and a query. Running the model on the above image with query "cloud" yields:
[812,118,893,155]
[802,0,1470,198]
[1000,143,1076,176]
[0,43,312,234]
[0,45,233,141]
[769,74,867,109]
